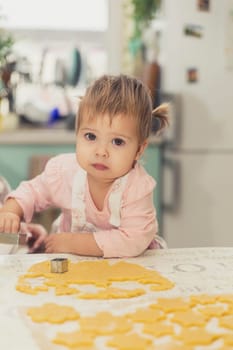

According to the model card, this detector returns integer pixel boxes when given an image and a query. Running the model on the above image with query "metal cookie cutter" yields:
[50,258,68,273]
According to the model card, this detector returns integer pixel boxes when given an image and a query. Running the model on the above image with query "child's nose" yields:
[95,142,109,157]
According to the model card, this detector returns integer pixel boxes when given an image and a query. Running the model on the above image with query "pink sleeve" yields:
[93,167,158,258]
[7,155,66,223]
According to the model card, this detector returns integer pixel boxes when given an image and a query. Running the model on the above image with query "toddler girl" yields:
[0,74,168,258]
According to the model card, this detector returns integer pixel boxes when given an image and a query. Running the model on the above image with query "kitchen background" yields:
[0,0,233,248]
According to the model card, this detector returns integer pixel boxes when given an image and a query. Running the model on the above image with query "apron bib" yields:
[70,166,166,249]
[71,167,128,233]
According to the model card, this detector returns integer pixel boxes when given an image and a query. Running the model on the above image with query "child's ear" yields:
[135,140,149,160]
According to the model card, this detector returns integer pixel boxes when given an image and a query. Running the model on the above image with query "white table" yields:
[1,247,233,349]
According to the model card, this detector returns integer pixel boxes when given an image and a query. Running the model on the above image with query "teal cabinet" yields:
[142,145,161,225]
[0,144,75,189]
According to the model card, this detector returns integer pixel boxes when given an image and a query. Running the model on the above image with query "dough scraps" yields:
[175,328,219,346]
[25,292,233,349]
[16,259,174,297]
[20,260,233,349]
[150,297,190,312]
[171,309,207,327]
[219,315,233,330]
[222,333,233,345]
[78,287,145,299]
[127,308,165,323]
[189,294,217,305]
[143,321,175,337]
[107,333,153,350]
[78,312,133,335]
[198,305,226,318]
[27,303,80,323]
[53,330,95,348]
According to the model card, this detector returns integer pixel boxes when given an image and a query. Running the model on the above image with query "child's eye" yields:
[84,132,96,141]
[112,138,125,146]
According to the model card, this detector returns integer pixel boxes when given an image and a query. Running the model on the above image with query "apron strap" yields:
[71,166,129,230]
[108,174,129,227]
[71,167,87,231]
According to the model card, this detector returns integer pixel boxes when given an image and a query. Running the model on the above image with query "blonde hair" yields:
[76,74,169,144]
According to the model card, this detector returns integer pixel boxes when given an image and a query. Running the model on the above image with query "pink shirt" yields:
[9,154,158,258]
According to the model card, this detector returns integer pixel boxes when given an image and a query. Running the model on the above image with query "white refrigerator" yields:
[159,0,233,247]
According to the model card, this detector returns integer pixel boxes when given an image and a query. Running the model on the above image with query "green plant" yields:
[0,13,14,95]
[128,0,161,56]
[0,11,13,68]
[0,29,13,67]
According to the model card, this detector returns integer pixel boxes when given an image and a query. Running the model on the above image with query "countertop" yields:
[0,128,162,145]
[0,128,76,145]
[0,247,233,349]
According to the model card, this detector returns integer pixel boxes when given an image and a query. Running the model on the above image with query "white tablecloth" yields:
[1,247,233,349]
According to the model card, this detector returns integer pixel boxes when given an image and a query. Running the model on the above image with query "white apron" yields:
[71,167,128,233]
[70,167,166,249]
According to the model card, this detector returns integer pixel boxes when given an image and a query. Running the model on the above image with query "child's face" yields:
[76,114,147,184]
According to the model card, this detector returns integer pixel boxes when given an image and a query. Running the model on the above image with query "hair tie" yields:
[151,117,161,132]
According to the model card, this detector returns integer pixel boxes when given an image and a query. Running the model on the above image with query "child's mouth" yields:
[92,163,108,170]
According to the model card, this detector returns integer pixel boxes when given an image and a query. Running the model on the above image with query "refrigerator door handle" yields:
[161,157,180,213]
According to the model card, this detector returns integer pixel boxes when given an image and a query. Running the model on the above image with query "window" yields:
[0,0,107,31]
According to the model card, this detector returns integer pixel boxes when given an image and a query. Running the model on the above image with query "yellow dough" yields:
[55,285,79,296]
[127,308,165,323]
[79,287,145,299]
[198,305,226,318]
[219,315,233,330]
[222,333,233,345]
[190,294,217,305]
[27,260,51,274]
[217,294,233,304]
[79,312,133,335]
[20,259,233,349]
[27,303,80,323]
[16,259,174,298]
[16,284,39,295]
[150,297,190,312]
[155,345,193,350]
[171,309,207,327]
[101,260,161,283]
[150,280,174,291]
[107,333,153,350]
[53,330,95,348]
[143,321,175,337]
[175,328,219,346]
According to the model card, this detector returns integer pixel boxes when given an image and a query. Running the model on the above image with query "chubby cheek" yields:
[76,143,93,167]
[76,143,88,166]
[114,153,136,173]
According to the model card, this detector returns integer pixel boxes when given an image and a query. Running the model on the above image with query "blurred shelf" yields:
[0,128,76,145]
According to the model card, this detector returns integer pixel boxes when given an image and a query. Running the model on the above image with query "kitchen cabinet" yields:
[142,144,161,223]
[0,144,75,189]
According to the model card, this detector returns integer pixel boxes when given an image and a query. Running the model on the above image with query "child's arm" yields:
[43,190,156,258]
[44,232,103,256]
[0,198,23,233]
[43,168,157,258]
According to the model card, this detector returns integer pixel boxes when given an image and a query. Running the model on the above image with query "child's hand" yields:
[0,210,21,233]
[45,233,73,253]
[20,222,48,253]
